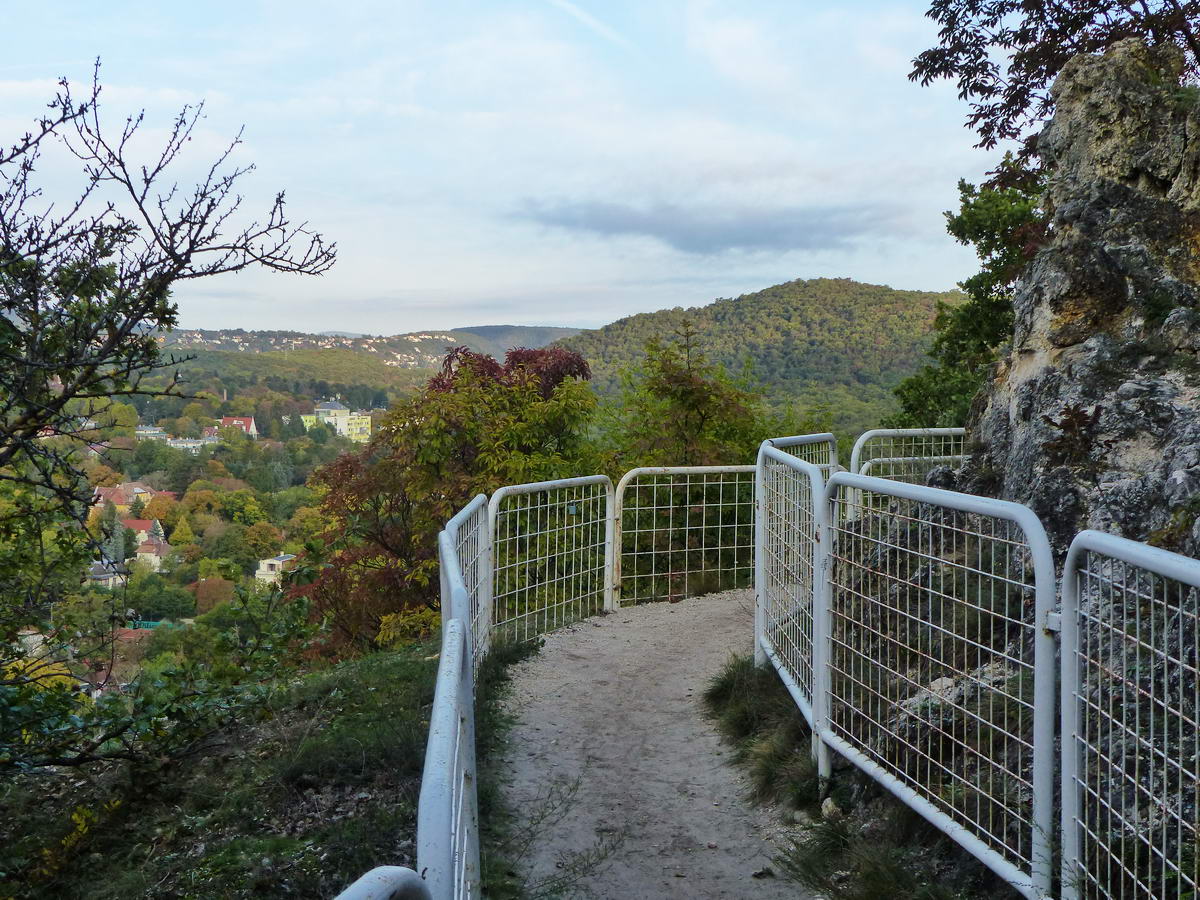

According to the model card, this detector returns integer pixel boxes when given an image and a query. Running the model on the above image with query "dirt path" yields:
[494,590,808,899]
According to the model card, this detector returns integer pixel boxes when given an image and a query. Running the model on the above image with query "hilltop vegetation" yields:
[177,348,431,401]
[162,326,583,408]
[162,325,580,370]
[162,283,957,435]
[560,278,960,434]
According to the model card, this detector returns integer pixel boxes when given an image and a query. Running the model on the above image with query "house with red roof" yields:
[136,539,171,572]
[93,482,174,513]
[219,416,258,438]
[120,518,164,543]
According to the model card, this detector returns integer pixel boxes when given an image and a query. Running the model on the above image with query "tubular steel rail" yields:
[754,445,833,779]
[614,466,755,604]
[762,431,839,472]
[488,475,615,642]
[339,429,1200,900]
[820,472,1056,899]
[849,426,966,482]
[1060,531,1200,900]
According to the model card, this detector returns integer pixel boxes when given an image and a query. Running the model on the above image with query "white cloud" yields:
[3,0,997,333]
[545,0,634,50]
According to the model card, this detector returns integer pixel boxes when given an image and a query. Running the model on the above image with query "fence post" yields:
[603,480,616,612]
[611,480,623,609]
[753,443,767,666]
[1059,540,1082,900]
[812,479,832,783]
[460,619,482,896]
[480,505,494,659]
[1026,514,1057,900]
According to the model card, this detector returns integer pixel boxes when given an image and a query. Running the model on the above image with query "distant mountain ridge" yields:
[166,281,956,433]
[162,325,581,369]
[559,278,960,434]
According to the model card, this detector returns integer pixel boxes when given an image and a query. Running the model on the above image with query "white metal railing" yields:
[334,866,433,899]
[614,466,755,604]
[850,427,966,482]
[754,444,833,778]
[447,495,490,669]
[763,431,839,472]
[340,427,1200,900]
[417,611,478,899]
[1060,530,1200,900]
[488,476,614,641]
[820,472,1056,899]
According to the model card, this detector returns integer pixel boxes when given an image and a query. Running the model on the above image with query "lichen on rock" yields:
[962,38,1200,555]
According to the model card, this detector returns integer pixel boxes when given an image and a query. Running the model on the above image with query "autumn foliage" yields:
[290,346,596,651]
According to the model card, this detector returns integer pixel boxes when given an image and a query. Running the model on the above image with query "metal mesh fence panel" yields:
[850,428,966,485]
[765,432,839,473]
[416,615,480,900]
[758,450,822,722]
[489,476,613,643]
[444,495,489,669]
[823,474,1054,898]
[615,467,755,605]
[1062,532,1200,900]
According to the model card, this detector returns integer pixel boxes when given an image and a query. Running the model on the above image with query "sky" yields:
[3,0,1001,333]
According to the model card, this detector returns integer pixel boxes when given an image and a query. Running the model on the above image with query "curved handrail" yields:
[848,426,965,475]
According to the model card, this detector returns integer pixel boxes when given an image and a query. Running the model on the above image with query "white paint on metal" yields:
[343,430,1200,900]
[849,427,966,481]
[1060,530,1200,900]
[614,465,755,606]
[334,866,432,899]
[487,475,615,643]
[820,471,1056,900]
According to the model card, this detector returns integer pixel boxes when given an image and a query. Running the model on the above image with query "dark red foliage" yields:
[427,346,503,393]
[286,446,435,654]
[427,344,590,399]
[504,346,591,398]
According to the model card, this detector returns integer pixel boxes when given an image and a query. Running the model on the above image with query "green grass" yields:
[703,655,1016,900]
[1,647,439,899]
[474,637,544,899]
[1,637,550,899]
[703,654,821,807]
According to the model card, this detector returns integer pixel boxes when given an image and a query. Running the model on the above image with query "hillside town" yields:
[57,393,377,682]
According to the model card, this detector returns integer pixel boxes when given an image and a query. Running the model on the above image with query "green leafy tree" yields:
[286,505,327,544]
[890,161,1046,426]
[211,524,259,574]
[610,323,772,466]
[220,489,267,526]
[128,495,145,518]
[127,571,195,621]
[0,69,332,780]
[122,526,139,561]
[291,346,596,650]
[168,515,195,546]
[243,521,283,560]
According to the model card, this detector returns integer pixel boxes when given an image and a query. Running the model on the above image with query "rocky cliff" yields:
[960,39,1200,554]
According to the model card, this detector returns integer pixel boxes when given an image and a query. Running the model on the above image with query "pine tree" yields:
[169,515,195,546]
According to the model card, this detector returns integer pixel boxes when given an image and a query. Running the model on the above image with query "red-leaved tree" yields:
[290,346,596,652]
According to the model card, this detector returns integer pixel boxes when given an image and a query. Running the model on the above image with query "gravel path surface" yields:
[494,590,807,899]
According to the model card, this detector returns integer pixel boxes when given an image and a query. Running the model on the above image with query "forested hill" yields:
[559,278,961,434]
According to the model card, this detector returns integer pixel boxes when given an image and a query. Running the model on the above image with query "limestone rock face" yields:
[963,39,1200,554]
